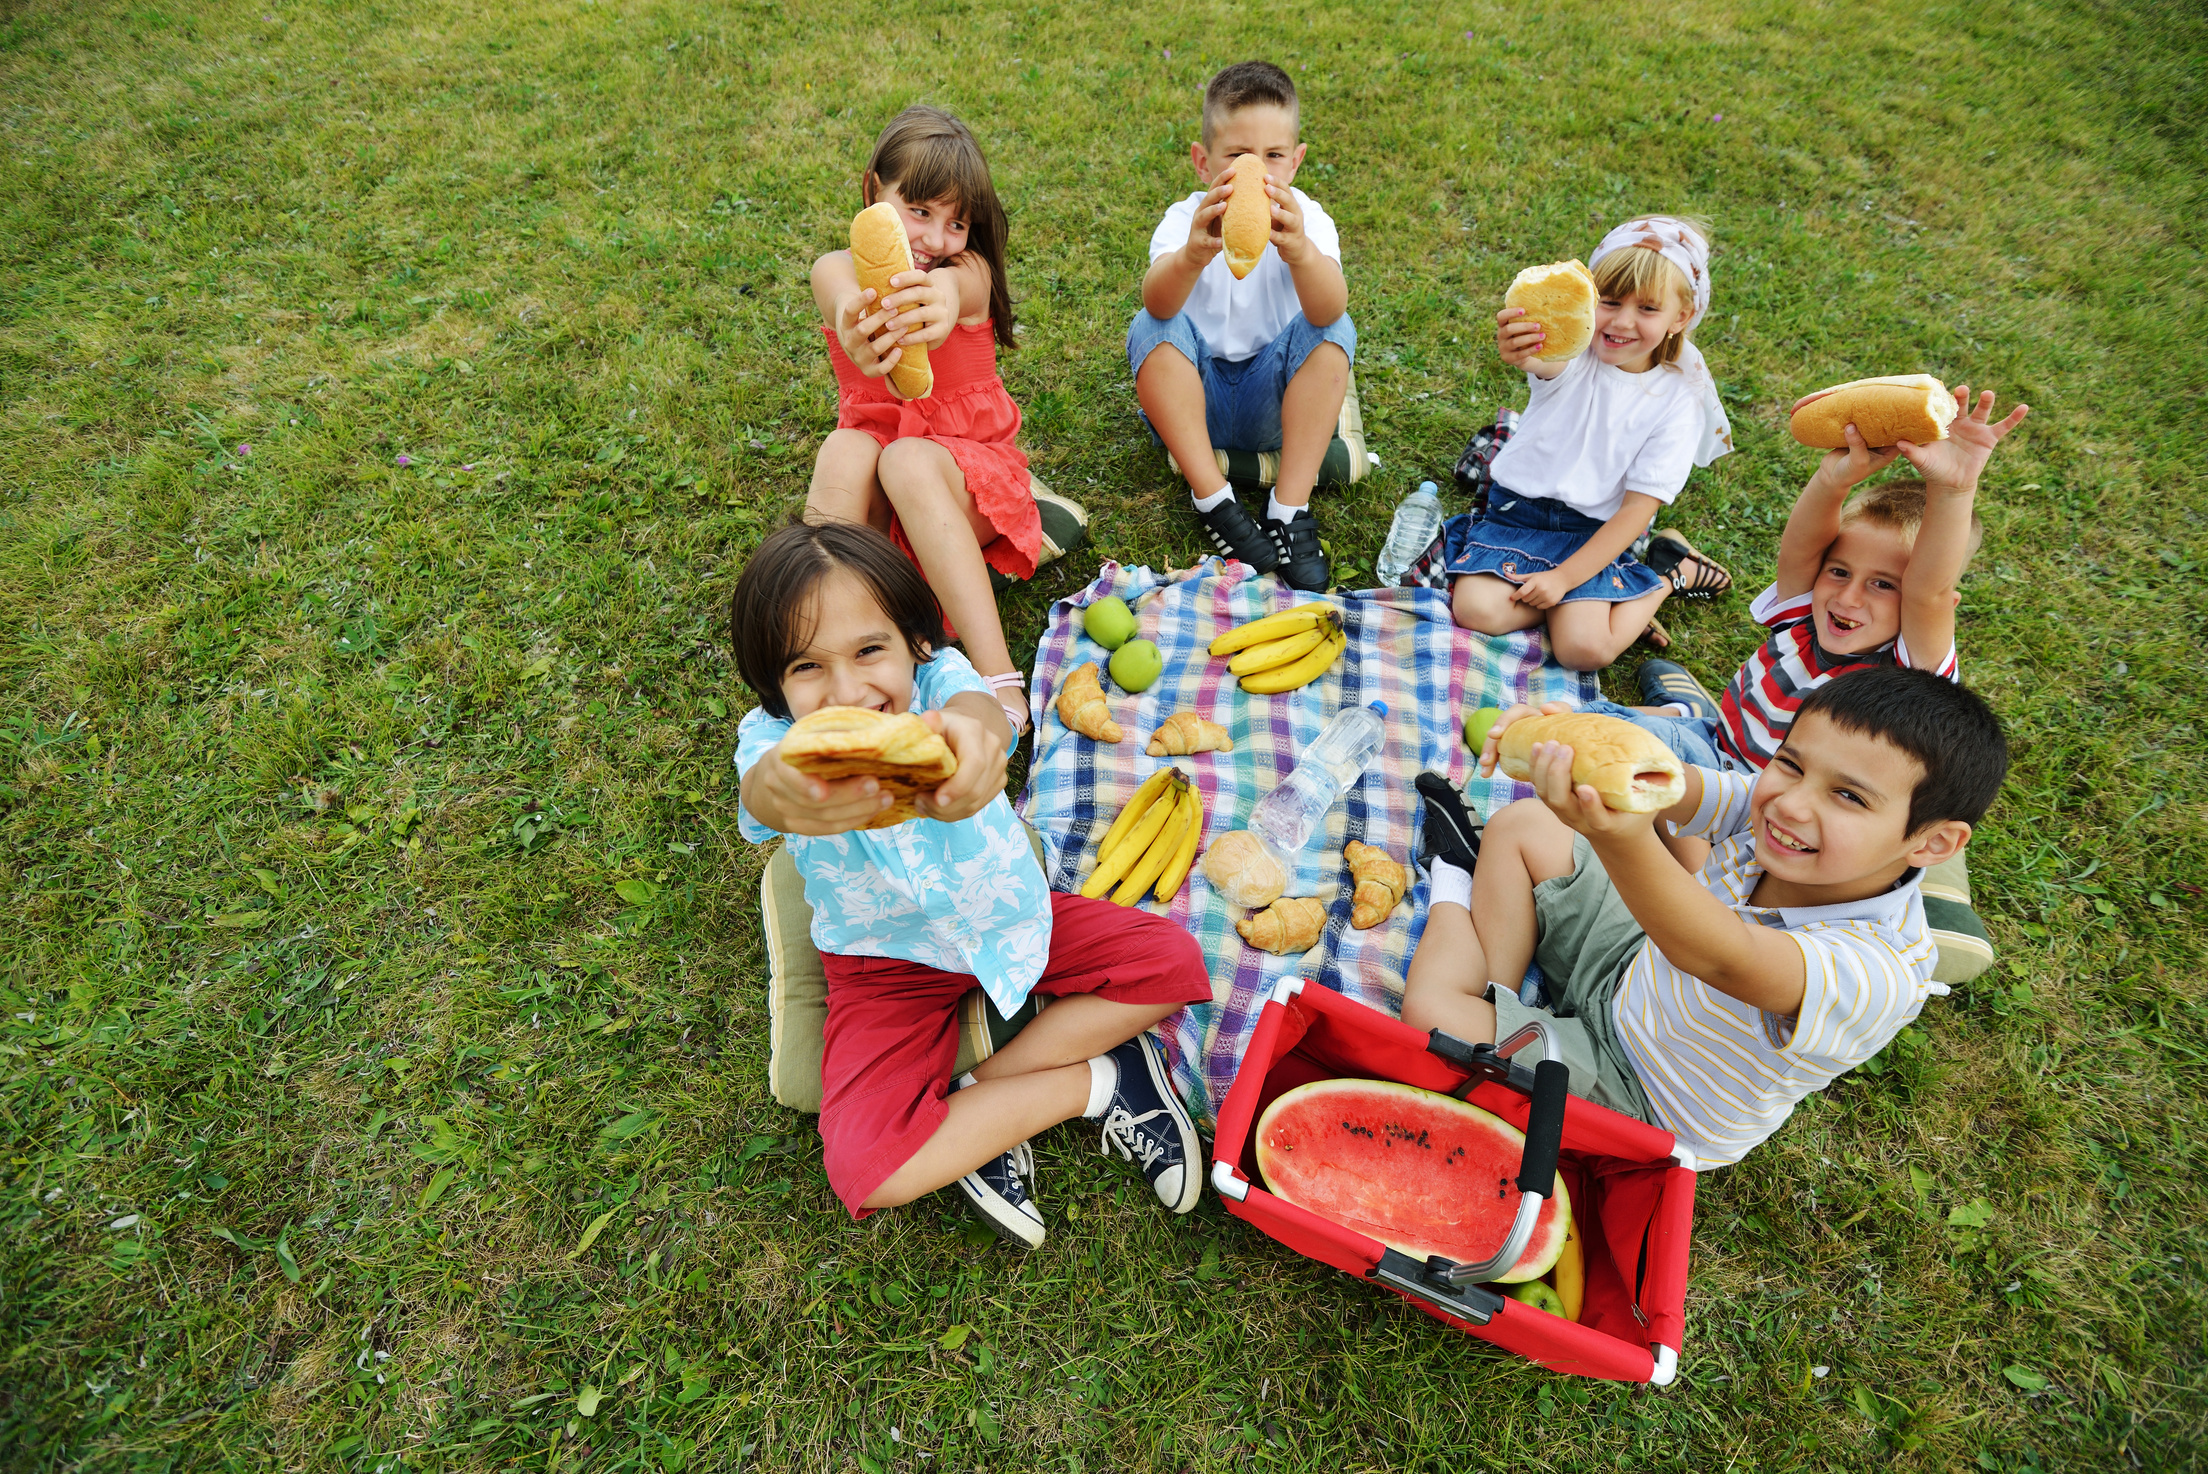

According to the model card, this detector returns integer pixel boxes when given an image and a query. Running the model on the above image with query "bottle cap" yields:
[1417,480,1438,494]
[1369,701,1389,718]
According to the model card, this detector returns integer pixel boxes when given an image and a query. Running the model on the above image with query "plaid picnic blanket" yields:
[1017,558,1599,1128]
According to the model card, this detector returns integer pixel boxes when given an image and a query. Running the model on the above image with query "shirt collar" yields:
[1722,839,1922,926]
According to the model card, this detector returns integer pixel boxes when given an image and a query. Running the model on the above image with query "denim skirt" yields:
[1440,486,1666,605]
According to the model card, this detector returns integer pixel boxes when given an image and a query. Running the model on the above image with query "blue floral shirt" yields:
[735,649,1053,1016]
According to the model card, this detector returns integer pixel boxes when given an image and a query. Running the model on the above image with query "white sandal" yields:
[983,670,1032,739]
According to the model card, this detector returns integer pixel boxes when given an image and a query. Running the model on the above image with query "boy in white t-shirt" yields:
[1129,60,1353,591]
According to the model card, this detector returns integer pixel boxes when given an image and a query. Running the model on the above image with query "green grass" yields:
[2,0,2204,1467]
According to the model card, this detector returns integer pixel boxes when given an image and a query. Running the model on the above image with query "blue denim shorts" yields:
[1577,700,1735,772]
[1126,309,1357,453]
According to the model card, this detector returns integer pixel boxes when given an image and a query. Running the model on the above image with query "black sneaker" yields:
[1098,1034,1203,1214]
[1635,659,1721,722]
[955,1141,1045,1249]
[1415,770,1483,873]
[1267,508,1331,591]
[1193,492,1282,575]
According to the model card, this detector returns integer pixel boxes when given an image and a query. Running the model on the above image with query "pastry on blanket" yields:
[1200,829,1287,909]
[1495,712,1686,814]
[1056,661,1123,743]
[779,705,958,830]
[1344,840,1408,930]
[1788,374,1955,449]
[1147,712,1234,757]
[1237,896,1326,955]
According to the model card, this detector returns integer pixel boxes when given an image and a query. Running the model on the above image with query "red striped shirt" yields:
[1717,584,1959,769]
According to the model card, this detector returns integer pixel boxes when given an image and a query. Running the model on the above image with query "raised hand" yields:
[1896,386,2029,491]
[1496,306,1548,369]
[914,706,1008,823]
[831,286,907,383]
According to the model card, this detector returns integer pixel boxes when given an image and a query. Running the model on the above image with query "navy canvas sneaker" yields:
[956,1140,1044,1250]
[1098,1034,1203,1214]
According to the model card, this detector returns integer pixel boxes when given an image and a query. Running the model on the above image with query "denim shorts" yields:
[1126,309,1357,453]
[1577,699,1735,772]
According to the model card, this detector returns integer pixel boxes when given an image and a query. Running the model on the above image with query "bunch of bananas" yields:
[1209,603,1347,694]
[1080,769,1205,907]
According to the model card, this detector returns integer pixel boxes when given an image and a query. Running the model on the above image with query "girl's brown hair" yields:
[862,105,1017,350]
[728,519,947,720]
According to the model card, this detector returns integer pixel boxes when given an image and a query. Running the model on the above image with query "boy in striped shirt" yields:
[1405,666,2007,1168]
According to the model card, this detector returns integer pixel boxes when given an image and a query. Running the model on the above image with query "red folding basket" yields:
[1209,977,1698,1384]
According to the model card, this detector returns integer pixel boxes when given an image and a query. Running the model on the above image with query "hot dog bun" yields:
[1496,712,1686,814]
[1789,374,1955,449]
[849,201,933,401]
[1503,260,1597,362]
[1221,153,1270,280]
[779,704,957,829]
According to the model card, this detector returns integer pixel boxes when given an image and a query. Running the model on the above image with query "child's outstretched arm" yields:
[812,250,912,387]
[1773,423,1900,599]
[1893,386,2028,665]
[1142,179,1233,321]
[1264,180,1346,327]
[742,745,900,836]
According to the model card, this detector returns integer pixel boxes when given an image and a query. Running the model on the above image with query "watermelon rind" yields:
[1253,1076,1572,1283]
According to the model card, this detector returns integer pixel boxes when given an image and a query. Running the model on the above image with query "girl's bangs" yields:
[878,134,988,220]
[1591,246,1690,309]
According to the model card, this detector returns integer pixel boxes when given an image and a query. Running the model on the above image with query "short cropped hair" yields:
[727,519,946,720]
[1203,61,1298,146]
[1793,666,2009,833]
[1839,477,1987,562]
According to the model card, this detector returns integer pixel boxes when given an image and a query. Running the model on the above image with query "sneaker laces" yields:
[1098,1105,1174,1172]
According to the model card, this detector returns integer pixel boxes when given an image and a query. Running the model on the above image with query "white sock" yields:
[1658,702,1692,718]
[1267,493,1304,523]
[1081,1055,1117,1119]
[951,1070,979,1093]
[1192,484,1235,513]
[1429,855,1473,911]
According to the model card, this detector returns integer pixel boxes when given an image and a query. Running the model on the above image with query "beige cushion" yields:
[1166,368,1372,487]
[1922,850,1993,986]
[762,823,1051,1113]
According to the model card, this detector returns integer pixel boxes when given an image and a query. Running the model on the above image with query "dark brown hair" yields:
[1794,665,2008,833]
[728,519,947,720]
[862,105,1016,351]
[1202,61,1298,147]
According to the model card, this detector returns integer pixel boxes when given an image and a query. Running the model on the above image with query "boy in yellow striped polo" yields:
[1404,665,2006,1168]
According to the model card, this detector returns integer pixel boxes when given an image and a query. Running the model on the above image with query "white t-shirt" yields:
[1147,187,1342,363]
[1486,351,1703,521]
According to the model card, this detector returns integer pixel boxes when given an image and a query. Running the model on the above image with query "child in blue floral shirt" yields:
[731,520,1210,1248]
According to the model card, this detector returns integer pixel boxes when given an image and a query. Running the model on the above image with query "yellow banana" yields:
[1114,791,1191,905]
[1552,1219,1584,1322]
[1097,768,1175,864]
[1152,787,1205,904]
[1207,602,1331,657]
[1239,630,1347,694]
[1082,774,1183,898]
[1228,622,1328,676]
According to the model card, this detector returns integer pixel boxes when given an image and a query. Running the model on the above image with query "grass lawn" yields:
[3,0,2205,1467]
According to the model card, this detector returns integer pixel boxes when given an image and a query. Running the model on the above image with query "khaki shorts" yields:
[1485,836,1657,1124]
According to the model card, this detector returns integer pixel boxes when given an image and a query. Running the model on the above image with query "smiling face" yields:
[1749,711,1964,907]
[777,568,922,721]
[1194,103,1306,191]
[1589,285,1695,372]
[869,179,969,274]
[1809,521,1914,655]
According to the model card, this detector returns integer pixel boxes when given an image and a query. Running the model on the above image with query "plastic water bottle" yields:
[1250,702,1391,858]
[1374,480,1445,587]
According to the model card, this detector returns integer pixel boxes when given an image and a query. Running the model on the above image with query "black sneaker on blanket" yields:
[1267,507,1332,592]
[1193,493,1282,576]
[955,1140,1045,1250]
[1415,770,1483,874]
[1098,1033,1203,1214]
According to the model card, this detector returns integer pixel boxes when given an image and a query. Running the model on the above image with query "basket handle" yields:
[1438,1059,1570,1285]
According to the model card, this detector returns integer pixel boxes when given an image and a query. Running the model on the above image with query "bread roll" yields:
[1496,712,1686,814]
[1221,153,1270,281]
[779,705,958,829]
[1789,374,1955,449]
[1503,260,1596,362]
[1200,829,1287,909]
[849,201,933,401]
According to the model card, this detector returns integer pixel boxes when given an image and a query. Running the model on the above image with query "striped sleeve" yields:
[1781,922,1937,1068]
[1679,766,1756,842]
[1891,631,1961,679]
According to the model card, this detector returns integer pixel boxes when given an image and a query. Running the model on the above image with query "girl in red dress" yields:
[808,106,1039,735]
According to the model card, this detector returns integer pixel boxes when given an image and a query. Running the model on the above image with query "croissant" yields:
[1237,896,1326,955]
[1344,840,1408,929]
[1199,829,1287,909]
[1056,662,1122,743]
[1147,712,1233,757]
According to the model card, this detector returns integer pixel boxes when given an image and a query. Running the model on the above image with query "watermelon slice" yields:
[1254,1077,1572,1283]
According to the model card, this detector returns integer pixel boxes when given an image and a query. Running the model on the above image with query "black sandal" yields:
[1644,529,1733,600]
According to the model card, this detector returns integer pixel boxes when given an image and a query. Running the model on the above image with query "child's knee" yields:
[876,437,952,496]
[1449,576,1515,634]
[1547,629,1618,672]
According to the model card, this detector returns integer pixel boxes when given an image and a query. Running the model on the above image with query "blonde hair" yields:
[1590,247,1695,369]
[1840,478,1987,561]
[861,106,1016,350]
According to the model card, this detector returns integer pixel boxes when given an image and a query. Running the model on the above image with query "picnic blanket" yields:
[1017,559,1598,1128]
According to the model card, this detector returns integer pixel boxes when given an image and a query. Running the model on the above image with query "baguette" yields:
[849,201,934,400]
[1221,153,1270,280]
[1496,712,1686,814]
[1788,374,1955,449]
[1503,260,1597,362]
[778,704,957,829]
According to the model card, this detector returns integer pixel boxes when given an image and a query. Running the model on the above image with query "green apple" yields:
[1083,596,1137,651]
[1108,638,1163,693]
[1506,1279,1567,1317]
[1465,706,1503,753]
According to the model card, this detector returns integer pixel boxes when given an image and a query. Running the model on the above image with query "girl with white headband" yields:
[1439,215,1734,670]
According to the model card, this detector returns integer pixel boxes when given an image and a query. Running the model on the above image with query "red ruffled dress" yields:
[822,321,1041,584]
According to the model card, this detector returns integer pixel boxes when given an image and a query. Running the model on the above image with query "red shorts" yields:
[817,891,1212,1217]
